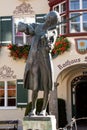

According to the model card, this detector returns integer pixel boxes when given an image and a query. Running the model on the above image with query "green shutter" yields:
[1,16,12,45]
[17,79,28,107]
[35,14,46,23]
[0,17,1,43]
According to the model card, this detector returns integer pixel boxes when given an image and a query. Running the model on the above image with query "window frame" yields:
[60,15,67,34]
[0,79,28,109]
[70,12,87,33]
[53,1,67,35]
[0,80,17,109]
[53,1,66,14]
[69,0,87,10]
[14,16,35,45]
[69,0,80,10]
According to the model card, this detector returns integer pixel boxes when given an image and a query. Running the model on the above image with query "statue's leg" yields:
[28,66,39,116]
[28,90,38,116]
[39,88,50,116]
[39,68,50,116]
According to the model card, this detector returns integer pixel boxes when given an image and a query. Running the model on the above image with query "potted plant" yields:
[51,36,70,58]
[7,44,30,60]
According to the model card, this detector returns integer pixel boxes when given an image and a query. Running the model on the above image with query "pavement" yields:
[58,120,87,130]
[71,120,87,130]
[72,125,87,130]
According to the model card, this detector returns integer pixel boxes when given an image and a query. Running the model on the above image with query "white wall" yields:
[0,0,49,16]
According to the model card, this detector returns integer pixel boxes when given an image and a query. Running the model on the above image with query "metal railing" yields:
[58,117,87,130]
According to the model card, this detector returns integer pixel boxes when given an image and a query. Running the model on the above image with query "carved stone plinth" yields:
[23,115,56,130]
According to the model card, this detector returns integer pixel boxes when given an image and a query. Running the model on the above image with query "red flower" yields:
[51,36,70,57]
[8,44,13,49]
[7,44,30,60]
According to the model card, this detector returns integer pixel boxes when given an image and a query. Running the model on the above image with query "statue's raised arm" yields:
[18,22,35,35]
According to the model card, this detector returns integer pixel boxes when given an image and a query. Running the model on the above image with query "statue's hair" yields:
[44,11,60,25]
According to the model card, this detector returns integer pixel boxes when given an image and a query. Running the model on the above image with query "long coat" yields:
[23,23,55,91]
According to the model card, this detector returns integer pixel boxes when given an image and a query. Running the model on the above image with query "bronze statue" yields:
[18,11,60,116]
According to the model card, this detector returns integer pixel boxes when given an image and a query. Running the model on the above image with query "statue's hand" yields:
[18,22,28,32]
[41,33,47,39]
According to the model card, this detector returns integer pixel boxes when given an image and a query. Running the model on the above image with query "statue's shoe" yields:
[39,110,48,116]
[28,109,36,117]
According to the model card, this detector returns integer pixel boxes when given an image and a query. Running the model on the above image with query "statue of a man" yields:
[18,11,60,116]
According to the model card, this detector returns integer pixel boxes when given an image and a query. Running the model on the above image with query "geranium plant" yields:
[7,44,30,60]
[51,36,70,57]
[7,36,70,60]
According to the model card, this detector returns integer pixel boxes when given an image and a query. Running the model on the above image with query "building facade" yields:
[0,0,87,128]
[48,0,87,123]
[0,0,49,125]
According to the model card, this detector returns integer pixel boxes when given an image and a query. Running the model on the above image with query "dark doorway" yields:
[75,81,87,118]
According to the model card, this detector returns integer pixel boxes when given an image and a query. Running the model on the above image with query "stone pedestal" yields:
[49,83,59,128]
[23,115,56,130]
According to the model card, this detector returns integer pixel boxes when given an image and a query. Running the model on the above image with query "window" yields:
[54,5,59,12]
[70,13,80,32]
[61,15,67,34]
[70,0,87,10]
[14,17,35,45]
[83,13,87,31]
[70,12,87,33]
[0,80,28,108]
[61,2,66,13]
[54,1,66,14]
[82,0,87,9]
[53,2,67,34]
[0,81,16,107]
[70,0,80,10]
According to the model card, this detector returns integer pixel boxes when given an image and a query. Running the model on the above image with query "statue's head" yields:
[44,11,60,26]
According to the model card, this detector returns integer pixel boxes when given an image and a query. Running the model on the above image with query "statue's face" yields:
[44,11,60,26]
[45,15,53,26]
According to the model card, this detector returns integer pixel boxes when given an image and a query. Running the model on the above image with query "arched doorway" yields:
[76,81,87,118]
[71,75,87,118]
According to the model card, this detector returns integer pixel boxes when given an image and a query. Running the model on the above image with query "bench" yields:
[0,120,18,130]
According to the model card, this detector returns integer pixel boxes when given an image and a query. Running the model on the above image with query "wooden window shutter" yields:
[0,17,1,43]
[35,14,46,23]
[0,16,12,45]
[17,79,28,107]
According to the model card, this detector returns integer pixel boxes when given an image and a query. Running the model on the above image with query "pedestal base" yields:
[23,115,56,130]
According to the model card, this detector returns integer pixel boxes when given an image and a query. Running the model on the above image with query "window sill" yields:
[0,107,17,110]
